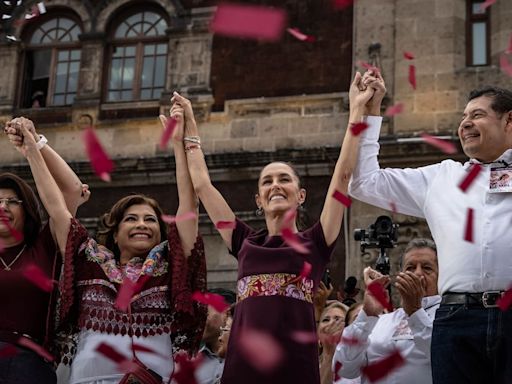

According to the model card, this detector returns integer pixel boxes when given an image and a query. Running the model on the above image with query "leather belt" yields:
[441,291,504,308]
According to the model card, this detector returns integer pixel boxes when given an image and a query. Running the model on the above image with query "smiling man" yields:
[348,85,512,384]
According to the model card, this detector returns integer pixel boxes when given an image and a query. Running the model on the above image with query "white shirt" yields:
[333,295,441,384]
[195,345,225,384]
[349,116,512,294]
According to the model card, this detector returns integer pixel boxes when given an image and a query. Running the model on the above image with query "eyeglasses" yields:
[220,326,231,333]
[0,198,23,207]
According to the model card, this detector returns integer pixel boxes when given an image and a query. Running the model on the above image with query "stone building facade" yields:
[0,0,511,294]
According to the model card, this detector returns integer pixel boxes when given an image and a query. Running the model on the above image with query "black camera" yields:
[354,216,398,275]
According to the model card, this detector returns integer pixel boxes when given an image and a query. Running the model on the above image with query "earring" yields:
[256,207,263,216]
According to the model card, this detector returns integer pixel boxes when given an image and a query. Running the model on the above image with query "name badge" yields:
[489,166,512,193]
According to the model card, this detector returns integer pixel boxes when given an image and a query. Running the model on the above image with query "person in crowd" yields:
[196,288,236,384]
[11,103,207,383]
[333,238,440,384]
[345,302,364,326]
[0,118,88,384]
[349,77,512,383]
[212,305,235,384]
[314,281,335,323]
[172,68,385,384]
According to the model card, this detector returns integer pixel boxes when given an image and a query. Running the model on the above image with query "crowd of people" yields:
[0,67,511,384]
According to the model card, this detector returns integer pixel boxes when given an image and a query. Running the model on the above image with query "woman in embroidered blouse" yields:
[173,70,385,384]
[15,103,206,383]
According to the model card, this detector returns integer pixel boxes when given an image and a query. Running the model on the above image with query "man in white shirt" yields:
[333,238,440,384]
[349,78,512,383]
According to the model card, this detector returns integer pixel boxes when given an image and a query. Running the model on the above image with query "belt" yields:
[441,291,504,308]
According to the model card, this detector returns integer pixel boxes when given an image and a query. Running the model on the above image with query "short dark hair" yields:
[400,238,437,270]
[96,194,167,260]
[468,86,512,115]
[0,173,42,246]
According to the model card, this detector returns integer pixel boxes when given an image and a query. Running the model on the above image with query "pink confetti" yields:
[22,263,55,292]
[281,227,309,254]
[464,208,474,243]
[497,287,512,311]
[172,352,203,384]
[333,361,343,381]
[83,127,114,182]
[458,164,483,192]
[282,208,297,229]
[389,201,398,214]
[384,103,404,117]
[506,33,512,54]
[238,328,284,373]
[290,330,318,344]
[0,210,24,242]
[115,275,150,312]
[479,0,496,11]
[408,64,416,90]
[17,336,54,362]
[215,220,236,230]
[332,0,354,9]
[287,27,316,42]
[362,349,405,382]
[367,281,393,312]
[341,335,364,346]
[210,3,287,42]
[96,342,127,364]
[161,211,197,224]
[192,291,229,313]
[350,122,369,136]
[357,61,380,74]
[500,54,512,77]
[420,133,458,154]
[0,343,17,358]
[403,51,415,60]
[332,190,352,207]
[299,261,312,279]
[159,117,177,150]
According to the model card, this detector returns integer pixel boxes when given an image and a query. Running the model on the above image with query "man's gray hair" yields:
[400,238,437,269]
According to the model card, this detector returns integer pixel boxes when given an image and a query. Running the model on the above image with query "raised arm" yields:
[320,71,386,245]
[171,92,236,250]
[16,120,72,256]
[4,117,87,216]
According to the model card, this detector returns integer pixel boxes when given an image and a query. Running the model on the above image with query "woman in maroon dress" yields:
[175,70,385,383]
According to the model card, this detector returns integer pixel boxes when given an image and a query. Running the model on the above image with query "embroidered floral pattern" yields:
[237,273,313,303]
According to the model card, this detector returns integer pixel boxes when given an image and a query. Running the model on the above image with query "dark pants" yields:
[431,304,512,384]
[0,342,56,384]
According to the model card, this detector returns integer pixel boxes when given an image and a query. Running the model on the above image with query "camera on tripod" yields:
[354,216,398,275]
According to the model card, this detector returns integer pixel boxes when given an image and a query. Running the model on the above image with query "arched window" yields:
[106,10,168,102]
[21,16,82,108]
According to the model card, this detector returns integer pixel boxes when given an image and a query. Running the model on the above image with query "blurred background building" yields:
[0,0,511,293]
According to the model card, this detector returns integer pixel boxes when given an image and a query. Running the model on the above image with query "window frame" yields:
[466,0,491,67]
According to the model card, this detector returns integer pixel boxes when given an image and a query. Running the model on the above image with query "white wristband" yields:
[36,134,48,150]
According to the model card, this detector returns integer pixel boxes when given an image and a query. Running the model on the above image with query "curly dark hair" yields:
[96,194,168,260]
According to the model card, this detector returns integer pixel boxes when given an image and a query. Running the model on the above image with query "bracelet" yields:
[36,134,48,150]
[183,136,201,145]
[184,144,201,153]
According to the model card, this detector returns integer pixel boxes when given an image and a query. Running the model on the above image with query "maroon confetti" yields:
[210,3,287,42]
[332,0,354,9]
[403,51,415,60]
[367,281,393,312]
[132,343,168,359]
[464,208,474,243]
[282,207,297,228]
[506,33,512,54]
[384,103,404,117]
[192,291,229,313]
[408,64,417,90]
[238,328,284,373]
[350,122,369,136]
[215,220,236,230]
[497,287,512,311]
[500,54,512,77]
[332,190,352,207]
[18,336,54,362]
[299,261,312,280]
[290,330,318,344]
[333,361,343,381]
[420,133,457,154]
[159,116,177,151]
[458,164,483,192]
[172,352,203,384]
[161,211,197,224]
[0,210,24,242]
[95,342,127,364]
[281,227,309,254]
[83,127,114,182]
[22,264,55,292]
[362,349,405,382]
[0,343,17,358]
[115,275,150,312]
[341,335,364,346]
[479,0,496,11]
[287,27,316,42]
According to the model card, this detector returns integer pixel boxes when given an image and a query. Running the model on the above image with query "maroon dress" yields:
[221,219,335,384]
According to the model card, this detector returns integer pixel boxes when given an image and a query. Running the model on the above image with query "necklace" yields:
[0,244,27,271]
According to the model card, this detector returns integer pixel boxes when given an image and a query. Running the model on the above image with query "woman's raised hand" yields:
[4,117,39,156]
[171,92,198,137]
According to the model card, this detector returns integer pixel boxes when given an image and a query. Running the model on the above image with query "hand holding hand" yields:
[362,70,386,116]
[349,72,375,115]
[4,117,39,155]
[14,119,38,157]
[171,92,198,136]
[395,271,425,316]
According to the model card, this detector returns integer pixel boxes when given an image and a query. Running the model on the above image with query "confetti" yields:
[299,261,312,279]
[367,281,393,312]
[172,352,203,384]
[281,227,309,254]
[161,211,197,224]
[384,103,404,117]
[341,335,364,346]
[408,64,416,90]
[403,51,415,60]
[286,27,316,42]
[362,349,405,382]
[500,53,512,77]
[357,61,380,74]
[332,190,352,207]
[83,127,114,182]
[192,291,229,313]
[132,343,168,359]
[479,0,496,11]
[95,342,127,364]
[282,207,297,228]
[290,330,318,344]
[464,207,474,243]
[159,116,177,150]
[506,33,512,54]
[332,0,354,9]
[18,336,54,362]
[210,3,287,42]
[238,328,284,373]
[420,133,458,154]
[458,164,483,192]
[215,221,236,230]
[0,343,17,358]
[389,201,398,214]
[22,263,55,292]
[0,210,24,242]
[497,287,512,311]
[333,361,343,381]
[115,275,150,312]
[350,122,369,136]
